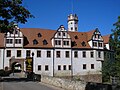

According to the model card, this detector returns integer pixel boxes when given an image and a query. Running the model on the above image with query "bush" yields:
[0,69,12,77]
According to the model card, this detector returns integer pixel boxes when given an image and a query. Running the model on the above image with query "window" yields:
[83,51,86,58]
[63,32,65,36]
[98,51,101,58]
[58,65,61,70]
[74,51,78,58]
[38,33,42,37]
[65,51,69,58]
[45,65,49,71]
[56,51,60,58]
[98,43,103,47]
[83,64,86,69]
[90,51,94,58]
[93,42,97,47]
[95,35,97,38]
[55,40,61,45]
[63,41,69,46]
[17,50,21,57]
[38,65,41,71]
[63,65,66,70]
[33,39,38,45]
[15,30,18,34]
[91,64,94,69]
[43,39,48,45]
[68,65,71,70]
[15,39,21,44]
[58,32,61,36]
[75,27,77,31]
[71,27,73,30]
[98,35,100,39]
[81,41,86,47]
[47,51,51,58]
[6,50,11,57]
[74,35,78,39]
[26,50,31,57]
[37,50,41,57]
[6,39,13,44]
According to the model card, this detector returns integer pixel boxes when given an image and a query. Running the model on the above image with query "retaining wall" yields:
[41,75,86,90]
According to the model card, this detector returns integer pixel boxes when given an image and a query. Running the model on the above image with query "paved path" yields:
[0,81,64,90]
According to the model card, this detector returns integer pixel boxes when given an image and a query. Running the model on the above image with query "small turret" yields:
[68,14,78,32]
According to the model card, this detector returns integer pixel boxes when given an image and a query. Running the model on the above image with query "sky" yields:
[19,0,120,35]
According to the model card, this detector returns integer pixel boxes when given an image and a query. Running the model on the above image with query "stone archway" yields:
[11,62,21,72]
[10,58,25,72]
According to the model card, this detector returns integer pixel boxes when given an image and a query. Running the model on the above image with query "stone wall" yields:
[77,74,102,83]
[41,75,86,90]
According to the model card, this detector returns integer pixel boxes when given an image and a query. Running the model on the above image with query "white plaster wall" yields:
[33,49,54,76]
[4,48,26,70]
[72,50,102,76]
[54,49,71,76]
[88,40,92,47]
[0,49,4,69]
[105,44,110,50]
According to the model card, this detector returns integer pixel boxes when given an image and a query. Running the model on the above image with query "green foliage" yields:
[0,69,12,76]
[0,0,34,32]
[102,16,120,83]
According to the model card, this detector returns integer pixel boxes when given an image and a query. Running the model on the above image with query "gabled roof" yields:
[86,30,96,41]
[21,28,91,48]
[103,34,111,44]
[20,28,56,48]
[68,32,90,48]
[0,28,110,49]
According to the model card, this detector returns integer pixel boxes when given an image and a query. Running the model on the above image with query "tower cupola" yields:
[68,14,78,32]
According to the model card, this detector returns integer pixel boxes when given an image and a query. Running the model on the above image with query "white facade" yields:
[0,14,112,78]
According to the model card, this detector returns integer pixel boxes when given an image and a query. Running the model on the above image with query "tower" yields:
[68,14,78,32]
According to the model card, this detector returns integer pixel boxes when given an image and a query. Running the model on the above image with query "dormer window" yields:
[15,39,21,44]
[6,39,13,44]
[43,39,48,45]
[33,39,38,45]
[75,35,78,39]
[81,41,86,47]
[38,33,42,37]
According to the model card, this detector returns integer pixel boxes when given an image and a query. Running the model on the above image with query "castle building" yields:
[0,14,112,82]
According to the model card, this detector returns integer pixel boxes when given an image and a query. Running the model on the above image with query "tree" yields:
[102,16,120,83]
[0,0,34,32]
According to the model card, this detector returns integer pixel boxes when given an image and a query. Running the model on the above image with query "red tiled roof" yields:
[86,30,96,41]
[0,28,110,49]
[68,32,90,48]
[103,34,111,44]
[0,33,4,48]
[20,28,56,48]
